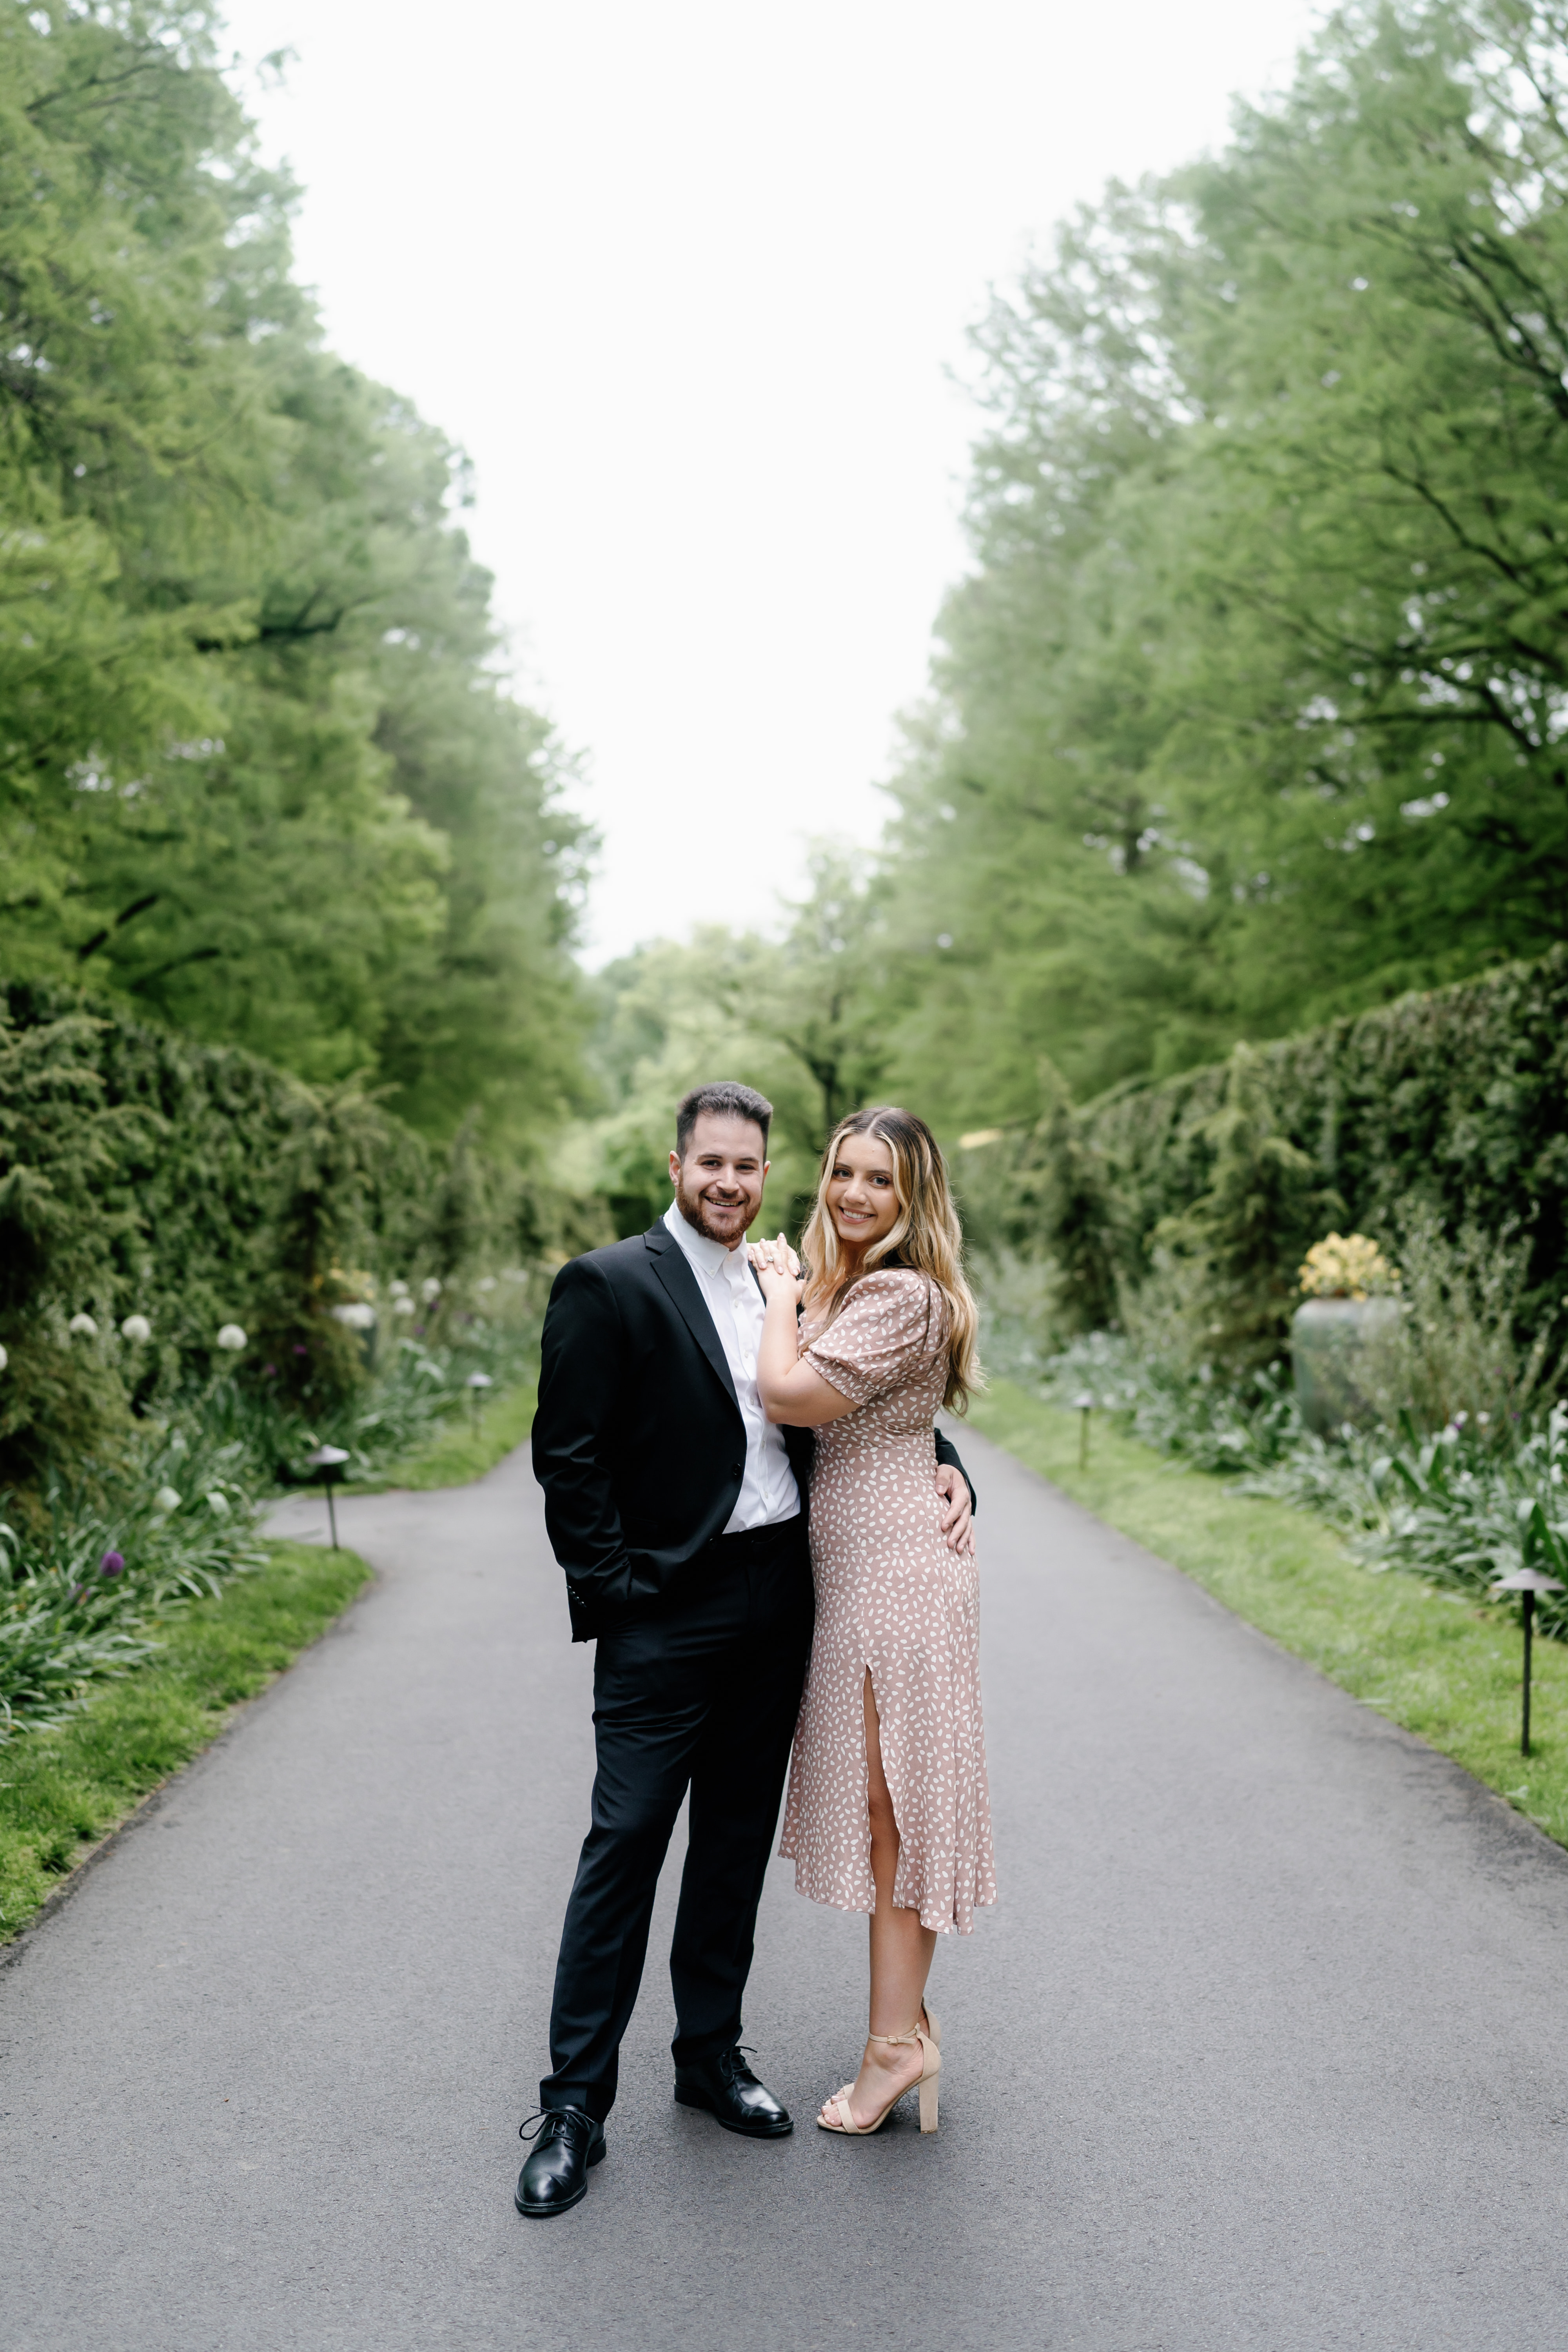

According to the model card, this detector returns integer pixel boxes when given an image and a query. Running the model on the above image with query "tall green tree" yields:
[0,2,589,1147]
[873,0,1568,1122]
[579,849,892,1236]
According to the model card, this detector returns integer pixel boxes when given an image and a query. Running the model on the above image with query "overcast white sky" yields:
[218,0,1323,964]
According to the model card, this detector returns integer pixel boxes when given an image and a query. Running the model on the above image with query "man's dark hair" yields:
[675,1081,773,1159]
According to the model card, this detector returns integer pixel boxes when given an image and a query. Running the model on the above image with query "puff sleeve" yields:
[803,1270,946,1407]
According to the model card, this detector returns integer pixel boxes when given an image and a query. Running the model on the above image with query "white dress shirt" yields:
[662,1199,801,1532]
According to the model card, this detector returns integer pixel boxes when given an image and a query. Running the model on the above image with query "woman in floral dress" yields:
[751,1106,995,2137]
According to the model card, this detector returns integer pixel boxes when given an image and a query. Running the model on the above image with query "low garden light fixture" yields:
[1073,1392,1094,1469]
[466,1370,494,1433]
[307,1443,350,1549]
[1489,1567,1564,1757]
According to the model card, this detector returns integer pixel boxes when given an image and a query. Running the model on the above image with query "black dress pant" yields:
[540,1514,814,2122]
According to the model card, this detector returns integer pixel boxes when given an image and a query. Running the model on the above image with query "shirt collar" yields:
[663,1197,746,1281]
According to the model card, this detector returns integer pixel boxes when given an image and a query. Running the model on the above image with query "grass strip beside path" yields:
[369,1375,538,1492]
[970,1380,1568,1849]
[0,1539,370,1945]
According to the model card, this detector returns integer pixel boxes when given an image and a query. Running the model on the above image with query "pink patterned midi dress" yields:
[778,1268,997,1935]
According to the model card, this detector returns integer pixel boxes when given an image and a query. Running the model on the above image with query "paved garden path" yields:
[5,1430,1568,2350]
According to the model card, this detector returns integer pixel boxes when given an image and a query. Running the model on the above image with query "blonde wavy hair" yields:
[799,1105,982,1413]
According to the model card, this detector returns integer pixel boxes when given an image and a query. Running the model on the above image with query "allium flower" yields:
[68,1312,99,1337]
[392,1296,415,1316]
[330,1303,377,1330]
[153,1485,182,1512]
[120,1314,152,1344]
[420,1277,442,1303]
[388,1279,410,1299]
[99,1550,125,1577]
[216,1323,247,1351]
[205,1490,230,1515]
[0,1344,8,1372]
[477,1276,497,1293]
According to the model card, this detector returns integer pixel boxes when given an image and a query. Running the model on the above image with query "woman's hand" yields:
[749,1232,804,1305]
[751,1234,855,1426]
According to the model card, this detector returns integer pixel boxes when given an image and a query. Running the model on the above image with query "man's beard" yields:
[674,1171,750,1245]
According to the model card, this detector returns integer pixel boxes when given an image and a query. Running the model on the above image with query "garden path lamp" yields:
[1073,1393,1094,1470]
[1489,1568,1563,1757]
[466,1370,494,1435]
[307,1443,350,1550]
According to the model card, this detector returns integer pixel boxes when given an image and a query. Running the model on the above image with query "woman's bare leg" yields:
[819,1671,938,2128]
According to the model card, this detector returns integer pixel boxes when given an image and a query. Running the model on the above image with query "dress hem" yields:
[780,1850,994,1937]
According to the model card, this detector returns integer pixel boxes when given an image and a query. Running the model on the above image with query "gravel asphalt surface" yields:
[5,1427,1568,2350]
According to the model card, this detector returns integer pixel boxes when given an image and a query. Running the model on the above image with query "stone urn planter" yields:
[1290,1295,1402,1436]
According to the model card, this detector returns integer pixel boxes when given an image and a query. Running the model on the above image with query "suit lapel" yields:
[644,1222,740,1410]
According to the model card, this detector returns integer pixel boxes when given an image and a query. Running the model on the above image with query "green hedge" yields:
[0,980,514,1485]
[962,946,1568,1332]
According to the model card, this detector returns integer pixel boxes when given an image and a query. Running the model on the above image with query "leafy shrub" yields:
[1145,1045,1339,1374]
[0,980,552,1486]
[1039,1331,1307,1475]
[0,1280,540,1737]
[209,1279,543,1489]
[1352,1207,1559,1436]
[1034,1295,1568,1644]
[986,944,1568,1351]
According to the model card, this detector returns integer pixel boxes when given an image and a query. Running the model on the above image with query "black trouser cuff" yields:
[539,2083,613,2123]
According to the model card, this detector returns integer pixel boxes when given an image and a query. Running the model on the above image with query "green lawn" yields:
[368,1373,537,1490]
[970,1379,1568,1847]
[0,1539,370,1944]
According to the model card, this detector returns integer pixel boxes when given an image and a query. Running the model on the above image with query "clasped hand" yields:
[748,1232,804,1303]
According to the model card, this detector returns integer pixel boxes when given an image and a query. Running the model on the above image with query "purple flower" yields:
[263,1363,276,1377]
[294,1343,308,1357]
[99,1550,125,1577]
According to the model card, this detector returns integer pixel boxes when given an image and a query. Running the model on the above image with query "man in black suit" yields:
[518,1079,975,2217]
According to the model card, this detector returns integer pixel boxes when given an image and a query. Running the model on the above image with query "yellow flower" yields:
[1298,1232,1401,1299]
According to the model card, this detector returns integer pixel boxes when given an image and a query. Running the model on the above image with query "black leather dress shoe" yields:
[515,2107,605,2217]
[673,2045,792,2137]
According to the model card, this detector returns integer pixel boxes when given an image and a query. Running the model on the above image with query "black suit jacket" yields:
[531,1217,975,1641]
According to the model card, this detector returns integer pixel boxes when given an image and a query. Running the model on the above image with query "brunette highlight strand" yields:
[799,1105,983,1413]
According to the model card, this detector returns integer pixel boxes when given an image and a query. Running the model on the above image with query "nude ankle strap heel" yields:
[819,2017,941,2137]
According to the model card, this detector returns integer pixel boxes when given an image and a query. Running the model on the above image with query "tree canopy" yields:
[0,2,590,1149]
[856,0,1568,1130]
[13,0,1568,1225]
